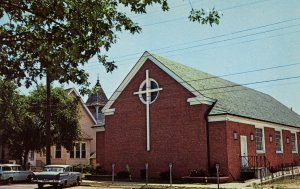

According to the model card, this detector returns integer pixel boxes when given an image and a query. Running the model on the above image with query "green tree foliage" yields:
[0,0,220,94]
[0,79,80,165]
[0,79,18,161]
[27,86,81,151]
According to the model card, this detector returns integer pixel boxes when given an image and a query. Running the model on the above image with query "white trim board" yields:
[67,88,97,125]
[208,114,300,132]
[102,51,215,115]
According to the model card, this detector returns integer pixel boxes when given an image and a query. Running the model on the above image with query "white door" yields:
[240,135,248,168]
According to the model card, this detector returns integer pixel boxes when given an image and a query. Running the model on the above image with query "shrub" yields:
[91,166,108,175]
[140,169,146,179]
[159,171,170,180]
[190,169,208,177]
[117,171,130,179]
[73,164,94,173]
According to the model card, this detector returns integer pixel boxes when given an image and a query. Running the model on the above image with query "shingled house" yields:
[29,88,98,168]
[96,51,300,180]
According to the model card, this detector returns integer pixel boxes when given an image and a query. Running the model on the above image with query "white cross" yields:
[133,70,163,151]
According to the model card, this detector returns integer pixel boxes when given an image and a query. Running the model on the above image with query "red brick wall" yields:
[209,121,228,177]
[216,121,300,180]
[264,129,300,167]
[103,59,210,178]
[96,132,105,167]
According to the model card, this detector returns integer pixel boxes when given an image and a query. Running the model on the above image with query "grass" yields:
[258,175,300,189]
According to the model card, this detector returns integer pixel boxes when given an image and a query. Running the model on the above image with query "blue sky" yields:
[21,0,300,114]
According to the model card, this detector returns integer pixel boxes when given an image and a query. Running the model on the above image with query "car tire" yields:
[26,174,32,183]
[77,177,81,186]
[7,177,13,185]
[38,183,44,188]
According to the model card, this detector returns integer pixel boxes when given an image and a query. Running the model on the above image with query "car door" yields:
[2,166,13,180]
[16,166,27,181]
[11,166,22,181]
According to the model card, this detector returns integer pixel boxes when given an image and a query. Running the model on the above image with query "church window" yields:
[291,132,298,153]
[138,79,160,104]
[275,130,283,153]
[256,128,264,153]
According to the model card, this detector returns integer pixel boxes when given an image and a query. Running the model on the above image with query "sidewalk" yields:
[82,179,262,189]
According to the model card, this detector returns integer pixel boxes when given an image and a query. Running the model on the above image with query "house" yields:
[95,51,300,181]
[29,87,98,168]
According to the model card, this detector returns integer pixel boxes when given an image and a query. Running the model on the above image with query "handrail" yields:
[240,155,271,170]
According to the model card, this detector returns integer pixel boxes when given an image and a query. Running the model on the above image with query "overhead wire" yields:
[82,17,300,69]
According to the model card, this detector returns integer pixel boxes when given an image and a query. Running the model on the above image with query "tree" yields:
[0,0,220,164]
[0,79,18,162]
[0,81,80,166]
[26,86,81,151]
[0,0,220,91]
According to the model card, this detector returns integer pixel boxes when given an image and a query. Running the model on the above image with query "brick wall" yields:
[103,59,210,178]
[211,120,300,180]
[96,131,105,167]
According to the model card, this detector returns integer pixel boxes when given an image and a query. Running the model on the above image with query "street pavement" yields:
[0,183,91,189]
[0,179,260,189]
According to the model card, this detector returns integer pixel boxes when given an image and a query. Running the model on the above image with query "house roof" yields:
[86,79,108,108]
[152,53,300,128]
[102,51,300,128]
[65,88,97,125]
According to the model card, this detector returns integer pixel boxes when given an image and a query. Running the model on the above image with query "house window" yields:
[291,133,298,153]
[81,143,86,158]
[275,130,283,153]
[29,151,34,161]
[70,142,86,159]
[256,128,264,152]
[55,145,62,159]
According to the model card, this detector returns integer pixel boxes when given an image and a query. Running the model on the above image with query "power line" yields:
[95,60,300,96]
[103,73,300,104]
[139,0,271,27]
[83,17,300,68]
[109,24,300,66]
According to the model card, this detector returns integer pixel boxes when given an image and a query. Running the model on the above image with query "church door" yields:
[240,135,248,168]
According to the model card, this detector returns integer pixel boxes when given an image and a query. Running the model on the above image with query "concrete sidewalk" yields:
[82,179,262,189]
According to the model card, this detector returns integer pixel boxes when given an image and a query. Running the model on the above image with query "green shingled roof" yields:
[151,53,300,127]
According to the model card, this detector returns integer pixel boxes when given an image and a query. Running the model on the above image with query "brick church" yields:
[94,51,300,180]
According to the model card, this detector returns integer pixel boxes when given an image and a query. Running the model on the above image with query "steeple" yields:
[86,77,108,108]
[86,77,108,125]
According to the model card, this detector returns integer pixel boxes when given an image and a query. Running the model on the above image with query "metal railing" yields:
[240,155,270,170]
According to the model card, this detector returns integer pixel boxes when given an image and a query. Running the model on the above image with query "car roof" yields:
[0,164,21,166]
[44,165,71,168]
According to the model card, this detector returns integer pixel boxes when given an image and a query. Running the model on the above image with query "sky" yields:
[20,0,300,114]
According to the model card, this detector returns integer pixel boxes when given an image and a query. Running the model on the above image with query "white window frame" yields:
[275,129,283,153]
[291,132,298,154]
[255,126,265,154]
[69,142,87,159]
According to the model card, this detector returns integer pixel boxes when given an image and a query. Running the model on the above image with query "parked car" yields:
[32,165,81,188]
[0,164,33,184]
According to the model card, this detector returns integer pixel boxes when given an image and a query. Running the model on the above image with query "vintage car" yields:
[33,165,81,188]
[0,164,33,184]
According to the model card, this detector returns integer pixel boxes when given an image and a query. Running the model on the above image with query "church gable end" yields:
[103,55,211,178]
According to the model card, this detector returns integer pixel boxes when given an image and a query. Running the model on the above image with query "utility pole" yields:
[46,72,51,165]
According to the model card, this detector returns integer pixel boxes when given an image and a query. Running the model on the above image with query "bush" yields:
[91,166,108,175]
[159,171,170,180]
[190,169,208,177]
[140,169,146,179]
[73,164,93,173]
[117,171,130,179]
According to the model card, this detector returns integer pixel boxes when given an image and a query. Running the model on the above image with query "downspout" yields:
[205,101,216,174]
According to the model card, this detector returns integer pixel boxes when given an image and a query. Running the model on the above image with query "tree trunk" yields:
[23,149,29,169]
[46,72,51,165]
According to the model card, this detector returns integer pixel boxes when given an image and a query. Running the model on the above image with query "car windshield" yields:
[43,167,65,172]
